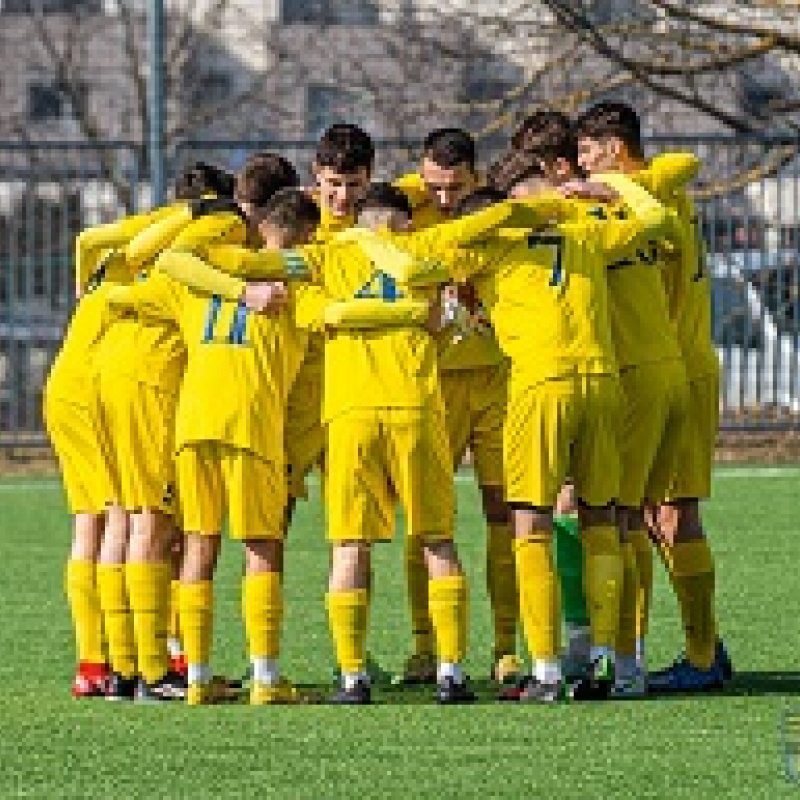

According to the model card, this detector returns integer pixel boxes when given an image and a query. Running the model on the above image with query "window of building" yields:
[282,0,379,25]
[2,1,102,12]
[28,80,87,122]
[306,85,373,141]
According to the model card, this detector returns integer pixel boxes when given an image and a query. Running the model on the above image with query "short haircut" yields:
[173,162,235,200]
[234,154,299,208]
[315,124,375,174]
[511,110,578,168]
[574,101,644,159]
[423,127,476,170]
[486,150,544,194]
[354,182,412,219]
[454,186,507,217]
[261,188,321,232]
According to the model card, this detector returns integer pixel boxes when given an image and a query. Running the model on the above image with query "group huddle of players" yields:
[46,101,733,706]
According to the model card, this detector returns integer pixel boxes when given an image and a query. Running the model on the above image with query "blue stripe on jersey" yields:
[228,300,249,345]
[202,294,223,342]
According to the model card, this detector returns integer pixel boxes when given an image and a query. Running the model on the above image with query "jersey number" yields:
[202,295,249,345]
[529,233,564,287]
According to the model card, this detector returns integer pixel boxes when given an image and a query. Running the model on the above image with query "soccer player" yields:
[108,187,320,706]
[45,207,171,697]
[394,128,520,686]
[574,102,729,692]
[363,170,677,701]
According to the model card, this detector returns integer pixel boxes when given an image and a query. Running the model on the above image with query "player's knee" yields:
[329,542,370,591]
[244,539,283,575]
[555,481,577,515]
[70,512,105,561]
[510,505,553,538]
[180,534,220,582]
[99,506,130,564]
[659,499,703,542]
[422,539,462,579]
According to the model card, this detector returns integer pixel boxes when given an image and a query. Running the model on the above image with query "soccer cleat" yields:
[507,676,562,704]
[392,652,437,686]
[567,655,615,701]
[71,662,109,698]
[329,679,372,705]
[647,660,724,694]
[491,654,523,685]
[437,676,476,705]
[610,669,647,699]
[186,682,212,706]
[716,640,734,682]
[170,654,188,678]
[250,679,320,706]
[135,670,187,703]
[106,672,138,701]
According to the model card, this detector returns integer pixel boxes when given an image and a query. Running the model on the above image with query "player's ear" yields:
[311,160,320,180]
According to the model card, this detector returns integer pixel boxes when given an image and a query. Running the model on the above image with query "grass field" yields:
[1,468,799,798]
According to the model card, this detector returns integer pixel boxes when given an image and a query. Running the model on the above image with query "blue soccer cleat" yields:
[716,640,734,682]
[647,659,724,694]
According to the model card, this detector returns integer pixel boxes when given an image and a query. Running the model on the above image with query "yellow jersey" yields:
[106,268,301,463]
[394,172,506,372]
[634,155,717,379]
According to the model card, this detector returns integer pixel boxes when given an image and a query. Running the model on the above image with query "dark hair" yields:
[234,154,299,208]
[454,187,507,217]
[486,150,544,194]
[511,110,578,169]
[574,101,644,159]
[315,124,375,174]
[261,188,321,232]
[173,161,235,200]
[423,127,476,170]
[354,182,412,219]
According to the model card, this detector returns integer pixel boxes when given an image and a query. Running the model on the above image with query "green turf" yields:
[1,468,799,798]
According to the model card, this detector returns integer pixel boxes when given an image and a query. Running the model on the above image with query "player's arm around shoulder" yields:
[638,151,700,197]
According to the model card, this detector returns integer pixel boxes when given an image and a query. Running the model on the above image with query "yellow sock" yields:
[581,526,623,650]
[617,541,639,658]
[169,580,182,648]
[326,589,369,675]
[243,572,282,659]
[180,580,214,674]
[65,560,105,665]
[428,574,468,665]
[663,540,716,669]
[514,535,560,661]
[629,529,653,641]
[487,522,517,659]
[97,564,137,678]
[126,562,171,684]
[405,537,434,656]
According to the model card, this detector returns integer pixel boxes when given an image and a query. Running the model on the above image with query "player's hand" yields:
[558,181,620,202]
[243,281,288,314]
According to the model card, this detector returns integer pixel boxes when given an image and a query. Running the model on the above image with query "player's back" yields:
[303,238,441,422]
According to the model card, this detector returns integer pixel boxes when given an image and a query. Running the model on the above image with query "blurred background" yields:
[1,0,800,462]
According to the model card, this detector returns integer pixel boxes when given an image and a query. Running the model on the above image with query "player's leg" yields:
[553,481,591,679]
[647,372,726,691]
[325,411,386,704]
[470,363,520,684]
[176,443,223,705]
[391,406,473,703]
[97,503,138,699]
[167,532,186,675]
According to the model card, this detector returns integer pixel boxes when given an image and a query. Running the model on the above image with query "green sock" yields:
[553,514,589,628]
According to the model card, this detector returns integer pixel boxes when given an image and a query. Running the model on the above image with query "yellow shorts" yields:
[285,359,325,500]
[504,374,620,508]
[98,372,177,514]
[326,408,454,543]
[618,359,690,507]
[440,361,508,487]
[177,443,285,540]
[44,385,115,515]
[668,371,719,501]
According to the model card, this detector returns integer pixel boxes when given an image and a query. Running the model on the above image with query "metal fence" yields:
[1,135,800,450]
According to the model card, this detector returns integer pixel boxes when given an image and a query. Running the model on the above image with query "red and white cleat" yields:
[71,661,110,698]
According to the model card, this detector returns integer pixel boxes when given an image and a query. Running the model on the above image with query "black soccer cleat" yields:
[329,679,372,705]
[106,672,138,701]
[567,655,614,701]
[437,676,476,705]
[135,670,188,703]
